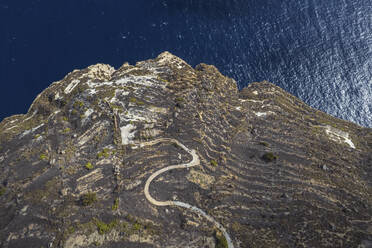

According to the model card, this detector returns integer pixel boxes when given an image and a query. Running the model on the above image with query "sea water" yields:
[0,0,371,126]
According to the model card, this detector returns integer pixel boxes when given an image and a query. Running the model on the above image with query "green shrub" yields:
[97,148,110,159]
[175,97,184,102]
[112,198,119,211]
[262,152,277,162]
[129,97,145,105]
[259,141,269,147]
[40,154,47,160]
[63,128,71,133]
[0,187,6,196]
[74,101,84,108]
[85,162,93,170]
[66,226,75,235]
[81,192,97,206]
[94,218,119,235]
[133,223,142,231]
[210,160,218,167]
[215,232,228,248]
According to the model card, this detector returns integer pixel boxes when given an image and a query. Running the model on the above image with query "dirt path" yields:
[141,138,234,248]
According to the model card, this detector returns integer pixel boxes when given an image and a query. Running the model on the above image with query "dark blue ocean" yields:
[0,0,371,127]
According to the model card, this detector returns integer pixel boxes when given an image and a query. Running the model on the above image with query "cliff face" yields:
[0,52,371,248]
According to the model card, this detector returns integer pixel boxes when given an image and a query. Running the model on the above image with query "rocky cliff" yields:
[0,52,371,248]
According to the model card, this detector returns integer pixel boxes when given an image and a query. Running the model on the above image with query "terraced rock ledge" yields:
[0,52,371,248]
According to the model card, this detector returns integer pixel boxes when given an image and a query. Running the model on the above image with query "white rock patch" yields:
[119,109,156,123]
[54,92,62,100]
[120,124,136,145]
[81,108,94,125]
[5,125,17,131]
[156,51,188,68]
[148,106,168,114]
[23,111,37,122]
[86,75,163,90]
[19,124,44,138]
[84,108,94,118]
[255,112,267,117]
[254,111,275,117]
[77,121,108,146]
[324,125,355,149]
[79,64,115,81]
[86,88,97,95]
[110,89,129,104]
[239,98,266,104]
[64,79,80,94]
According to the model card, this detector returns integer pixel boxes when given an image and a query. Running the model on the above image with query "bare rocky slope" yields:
[0,52,371,248]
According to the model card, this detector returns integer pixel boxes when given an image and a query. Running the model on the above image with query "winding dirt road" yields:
[141,138,234,248]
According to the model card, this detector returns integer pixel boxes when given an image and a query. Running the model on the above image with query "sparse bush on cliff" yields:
[39,153,47,160]
[215,232,228,248]
[85,162,93,170]
[129,97,145,105]
[259,141,269,147]
[211,160,218,167]
[0,187,6,196]
[81,192,97,206]
[262,152,277,162]
[97,148,110,159]
[112,197,119,210]
[94,218,119,235]
[133,222,142,231]
[175,97,184,102]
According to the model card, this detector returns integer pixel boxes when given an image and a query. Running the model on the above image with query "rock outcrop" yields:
[0,52,371,248]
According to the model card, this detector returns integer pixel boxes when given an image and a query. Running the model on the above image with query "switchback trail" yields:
[141,138,234,248]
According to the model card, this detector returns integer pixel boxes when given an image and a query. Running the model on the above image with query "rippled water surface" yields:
[1,0,371,126]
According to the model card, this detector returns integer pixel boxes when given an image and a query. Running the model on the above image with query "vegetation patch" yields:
[210,160,218,167]
[262,152,277,162]
[186,169,215,190]
[73,101,84,108]
[259,141,269,147]
[63,128,71,133]
[175,97,184,102]
[0,187,6,196]
[93,218,119,235]
[110,103,123,112]
[81,192,97,206]
[39,153,47,160]
[129,97,145,105]
[215,232,228,248]
[112,197,119,211]
[85,162,94,170]
[66,225,76,235]
[97,148,110,159]
[133,222,142,231]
